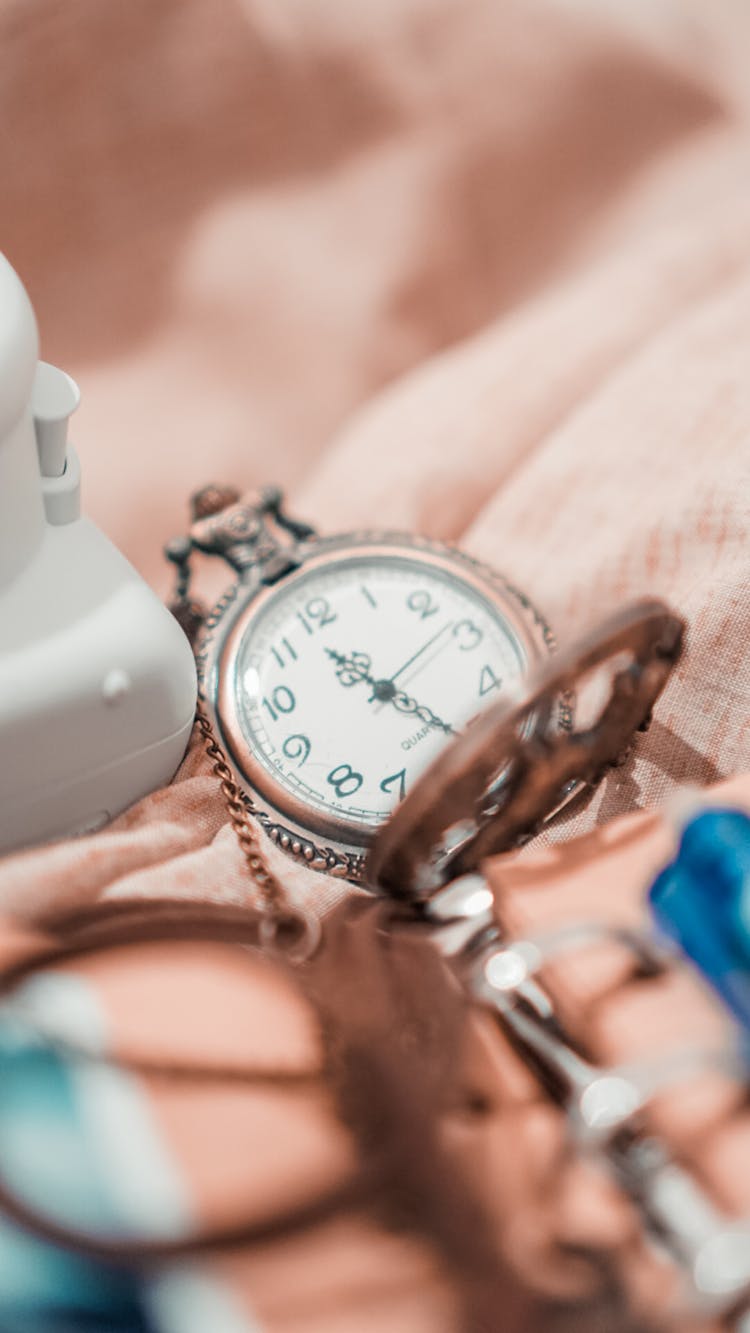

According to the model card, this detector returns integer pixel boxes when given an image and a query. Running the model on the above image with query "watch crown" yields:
[190,484,241,521]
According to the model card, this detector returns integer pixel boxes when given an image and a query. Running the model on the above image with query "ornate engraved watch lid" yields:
[367,598,685,901]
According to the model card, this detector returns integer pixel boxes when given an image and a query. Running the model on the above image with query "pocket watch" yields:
[166,485,571,882]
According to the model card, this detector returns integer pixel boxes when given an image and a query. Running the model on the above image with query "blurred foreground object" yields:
[650,807,750,1039]
[0,253,197,853]
[0,893,652,1333]
[368,598,685,898]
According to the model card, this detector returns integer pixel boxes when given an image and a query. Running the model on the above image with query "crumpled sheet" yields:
[1,0,749,1328]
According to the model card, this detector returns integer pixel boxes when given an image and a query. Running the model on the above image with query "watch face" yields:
[214,542,547,850]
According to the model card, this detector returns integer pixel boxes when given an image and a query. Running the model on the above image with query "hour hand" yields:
[327,648,401,701]
[326,648,377,689]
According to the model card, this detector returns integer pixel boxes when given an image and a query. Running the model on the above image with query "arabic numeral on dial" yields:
[407,589,440,620]
[262,685,296,721]
[307,596,337,628]
[282,733,310,766]
[479,665,501,697]
[380,768,406,802]
[271,636,298,669]
[327,764,363,798]
[453,619,483,651]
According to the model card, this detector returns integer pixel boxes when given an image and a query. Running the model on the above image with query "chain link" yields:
[166,489,321,959]
[194,698,321,961]
[194,699,285,912]
[193,703,319,954]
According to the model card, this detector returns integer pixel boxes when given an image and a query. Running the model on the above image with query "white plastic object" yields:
[40,442,82,526]
[33,360,81,478]
[0,253,197,854]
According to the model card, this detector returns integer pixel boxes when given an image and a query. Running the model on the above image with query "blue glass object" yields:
[0,1004,255,1333]
[0,1022,153,1333]
[649,807,750,1035]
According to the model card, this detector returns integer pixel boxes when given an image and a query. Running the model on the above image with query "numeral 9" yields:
[282,733,311,766]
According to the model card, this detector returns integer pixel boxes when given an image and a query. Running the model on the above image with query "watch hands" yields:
[389,620,454,685]
[326,649,455,736]
[370,620,455,717]
[391,694,455,736]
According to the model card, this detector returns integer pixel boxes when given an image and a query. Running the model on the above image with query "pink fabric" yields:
[2,0,750,1327]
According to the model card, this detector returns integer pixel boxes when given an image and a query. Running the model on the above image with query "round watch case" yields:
[196,531,559,882]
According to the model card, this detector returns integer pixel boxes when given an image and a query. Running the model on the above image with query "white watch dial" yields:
[232,552,529,837]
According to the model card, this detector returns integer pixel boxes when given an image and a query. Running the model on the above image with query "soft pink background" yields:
[3,0,747,894]
[1,1,750,1327]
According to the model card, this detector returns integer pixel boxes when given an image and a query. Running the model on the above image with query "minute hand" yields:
[390,688,455,736]
[390,621,453,684]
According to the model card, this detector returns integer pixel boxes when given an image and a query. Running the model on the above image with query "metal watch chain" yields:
[165,484,320,961]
